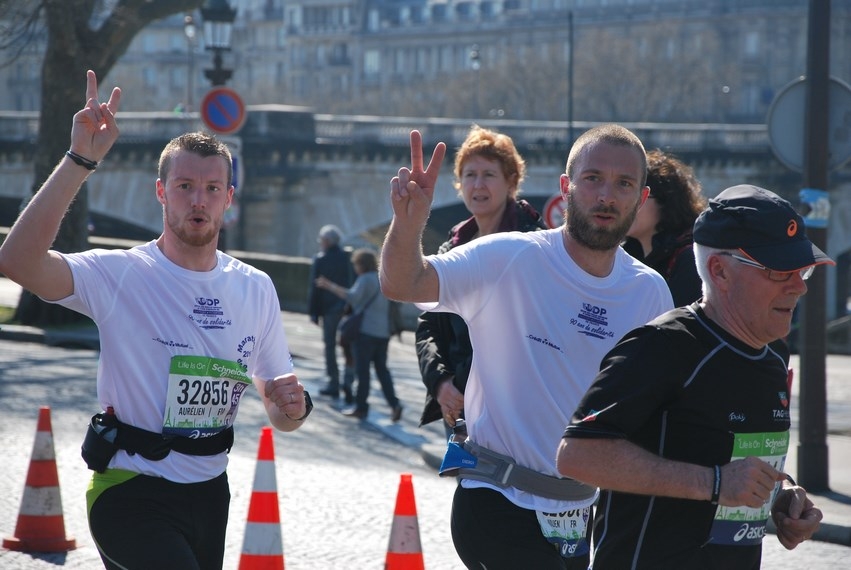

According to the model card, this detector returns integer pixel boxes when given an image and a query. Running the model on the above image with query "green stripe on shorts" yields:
[86,468,139,516]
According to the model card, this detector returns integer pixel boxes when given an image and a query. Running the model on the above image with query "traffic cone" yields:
[385,473,424,570]
[3,406,76,552]
[238,426,284,570]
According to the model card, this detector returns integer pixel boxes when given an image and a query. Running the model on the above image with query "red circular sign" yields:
[543,194,566,229]
[200,87,246,135]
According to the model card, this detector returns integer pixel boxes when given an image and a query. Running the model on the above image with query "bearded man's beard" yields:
[565,192,640,251]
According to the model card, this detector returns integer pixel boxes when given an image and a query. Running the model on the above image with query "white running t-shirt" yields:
[54,241,292,483]
[423,228,674,512]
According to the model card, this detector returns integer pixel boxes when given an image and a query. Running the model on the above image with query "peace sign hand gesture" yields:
[389,130,446,229]
[70,70,122,164]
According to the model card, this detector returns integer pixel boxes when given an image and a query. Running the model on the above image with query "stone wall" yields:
[0,228,424,330]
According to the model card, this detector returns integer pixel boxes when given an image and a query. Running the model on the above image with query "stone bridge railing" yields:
[312,113,770,155]
[2,109,848,261]
[0,109,771,155]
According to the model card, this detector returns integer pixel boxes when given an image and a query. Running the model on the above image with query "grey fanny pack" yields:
[439,438,596,501]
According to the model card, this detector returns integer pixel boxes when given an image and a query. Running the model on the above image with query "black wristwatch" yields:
[291,390,314,421]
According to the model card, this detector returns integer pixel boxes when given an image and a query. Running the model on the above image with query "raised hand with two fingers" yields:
[70,70,122,166]
[389,130,446,228]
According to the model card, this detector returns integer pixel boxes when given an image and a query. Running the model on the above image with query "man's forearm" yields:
[379,216,433,302]
[0,156,91,285]
[557,438,712,502]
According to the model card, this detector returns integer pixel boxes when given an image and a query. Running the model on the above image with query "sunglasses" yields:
[717,252,814,282]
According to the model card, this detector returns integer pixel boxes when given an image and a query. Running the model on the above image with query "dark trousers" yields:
[352,333,399,411]
[88,471,230,570]
[322,308,344,388]
[451,485,590,570]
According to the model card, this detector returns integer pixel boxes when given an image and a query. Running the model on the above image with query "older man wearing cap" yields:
[556,185,828,568]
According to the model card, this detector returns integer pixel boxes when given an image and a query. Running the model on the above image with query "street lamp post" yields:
[183,14,197,112]
[470,44,480,118]
[567,11,574,144]
[201,0,237,87]
[200,0,238,252]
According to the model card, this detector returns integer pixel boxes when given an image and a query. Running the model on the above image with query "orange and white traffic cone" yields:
[238,426,284,570]
[385,473,424,570]
[3,406,76,553]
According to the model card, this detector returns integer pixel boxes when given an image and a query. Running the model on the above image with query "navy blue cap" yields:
[693,184,834,272]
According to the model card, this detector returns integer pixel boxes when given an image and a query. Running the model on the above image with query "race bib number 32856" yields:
[162,355,251,437]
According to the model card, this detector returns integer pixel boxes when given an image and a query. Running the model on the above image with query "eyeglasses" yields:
[717,252,814,282]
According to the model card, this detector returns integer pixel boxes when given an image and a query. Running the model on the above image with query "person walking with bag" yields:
[316,248,403,422]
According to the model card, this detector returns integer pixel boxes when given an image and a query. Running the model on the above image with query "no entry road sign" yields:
[201,87,246,135]
[543,193,566,229]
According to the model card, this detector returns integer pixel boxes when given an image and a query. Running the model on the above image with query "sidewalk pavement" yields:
[1,278,851,547]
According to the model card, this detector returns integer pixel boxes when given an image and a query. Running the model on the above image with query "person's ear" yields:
[559,174,570,201]
[708,254,732,291]
[226,185,234,209]
[156,179,166,205]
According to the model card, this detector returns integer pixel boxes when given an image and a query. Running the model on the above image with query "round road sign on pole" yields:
[201,87,246,135]
[767,76,851,173]
[543,194,566,229]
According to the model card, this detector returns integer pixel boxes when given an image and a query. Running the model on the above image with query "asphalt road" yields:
[0,338,462,569]
[1,278,850,568]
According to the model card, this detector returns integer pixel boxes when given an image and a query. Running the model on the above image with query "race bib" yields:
[162,355,251,437]
[709,431,789,546]
[536,507,591,559]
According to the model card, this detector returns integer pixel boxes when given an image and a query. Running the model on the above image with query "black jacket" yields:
[622,229,702,308]
[307,244,354,319]
[415,199,546,426]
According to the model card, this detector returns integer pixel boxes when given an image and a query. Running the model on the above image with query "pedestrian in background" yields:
[558,185,828,568]
[415,125,545,437]
[308,224,355,400]
[316,248,403,422]
[623,148,707,306]
[380,125,673,569]
[0,70,311,570]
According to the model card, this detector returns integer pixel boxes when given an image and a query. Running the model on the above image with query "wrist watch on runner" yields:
[292,391,314,421]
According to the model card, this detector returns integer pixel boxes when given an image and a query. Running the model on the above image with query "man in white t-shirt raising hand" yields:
[380,125,674,568]
[0,70,311,570]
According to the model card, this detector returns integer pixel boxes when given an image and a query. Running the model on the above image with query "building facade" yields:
[1,0,849,124]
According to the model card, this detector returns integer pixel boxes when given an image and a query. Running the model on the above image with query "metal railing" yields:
[0,110,770,154]
[312,114,769,153]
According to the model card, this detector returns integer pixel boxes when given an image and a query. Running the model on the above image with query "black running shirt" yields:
[563,304,792,570]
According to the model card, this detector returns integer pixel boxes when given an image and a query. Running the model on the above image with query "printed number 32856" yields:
[176,378,230,406]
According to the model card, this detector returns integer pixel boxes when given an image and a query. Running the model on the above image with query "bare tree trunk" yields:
[14,0,205,326]
[17,3,92,327]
